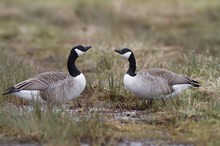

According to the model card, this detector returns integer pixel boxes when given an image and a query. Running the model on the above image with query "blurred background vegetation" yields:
[0,0,220,145]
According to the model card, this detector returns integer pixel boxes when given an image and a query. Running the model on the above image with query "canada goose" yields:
[114,48,200,106]
[3,45,91,104]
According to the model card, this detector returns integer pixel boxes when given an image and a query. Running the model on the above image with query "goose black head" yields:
[72,45,92,56]
[114,48,133,59]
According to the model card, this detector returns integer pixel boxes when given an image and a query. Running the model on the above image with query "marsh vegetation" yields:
[0,0,220,145]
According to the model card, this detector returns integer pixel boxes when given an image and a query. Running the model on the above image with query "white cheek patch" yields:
[75,49,84,56]
[122,52,132,59]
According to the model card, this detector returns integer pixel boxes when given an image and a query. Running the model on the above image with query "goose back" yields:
[145,68,200,86]
[14,72,69,91]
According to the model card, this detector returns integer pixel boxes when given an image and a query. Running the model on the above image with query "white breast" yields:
[68,73,86,99]
[124,74,151,99]
[74,73,86,90]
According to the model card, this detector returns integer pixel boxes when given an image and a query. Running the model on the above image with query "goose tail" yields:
[190,79,201,87]
[2,87,19,95]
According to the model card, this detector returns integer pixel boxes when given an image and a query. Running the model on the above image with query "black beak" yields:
[85,46,92,51]
[114,49,122,54]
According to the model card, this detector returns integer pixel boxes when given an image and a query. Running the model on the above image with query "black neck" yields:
[127,53,136,76]
[67,51,81,77]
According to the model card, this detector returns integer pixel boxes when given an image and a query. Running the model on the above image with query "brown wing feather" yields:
[14,72,69,91]
[145,68,200,87]
[137,70,173,95]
